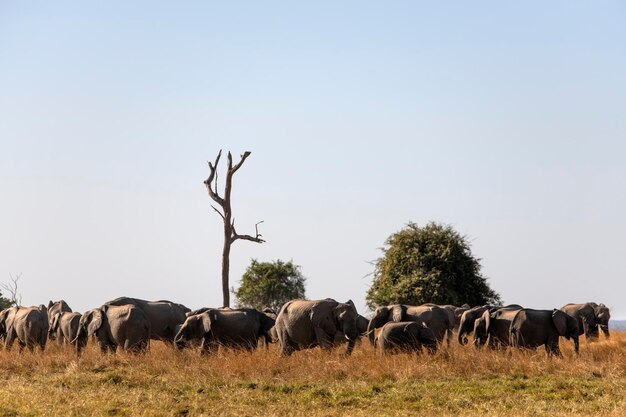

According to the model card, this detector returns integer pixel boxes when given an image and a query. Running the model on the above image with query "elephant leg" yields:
[379,340,387,356]
[342,338,356,356]
[5,333,16,351]
[313,327,333,350]
[275,326,295,356]
[200,338,217,355]
[98,341,113,354]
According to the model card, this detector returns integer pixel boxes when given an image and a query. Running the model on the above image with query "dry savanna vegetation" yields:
[0,333,625,417]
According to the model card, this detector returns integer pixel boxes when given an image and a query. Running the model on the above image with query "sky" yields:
[1,2,625,318]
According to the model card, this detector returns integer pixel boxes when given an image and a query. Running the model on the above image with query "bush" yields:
[366,222,501,309]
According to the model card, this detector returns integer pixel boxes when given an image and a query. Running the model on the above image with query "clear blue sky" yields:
[1,2,625,317]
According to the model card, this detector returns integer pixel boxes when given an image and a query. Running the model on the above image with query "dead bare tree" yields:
[1,273,23,307]
[204,150,264,307]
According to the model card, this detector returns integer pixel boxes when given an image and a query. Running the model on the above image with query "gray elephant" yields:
[74,304,150,354]
[509,308,579,356]
[451,304,471,330]
[104,296,190,343]
[333,313,369,346]
[457,305,491,345]
[560,302,610,339]
[48,300,72,320]
[424,304,456,335]
[457,304,521,345]
[367,304,451,346]
[377,321,437,355]
[0,305,48,352]
[49,311,82,345]
[174,307,275,353]
[473,305,523,348]
[274,299,359,356]
[47,300,72,343]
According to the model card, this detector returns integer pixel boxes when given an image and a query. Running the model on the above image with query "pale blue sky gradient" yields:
[1,2,625,317]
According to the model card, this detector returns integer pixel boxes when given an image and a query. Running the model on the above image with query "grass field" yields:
[0,333,625,416]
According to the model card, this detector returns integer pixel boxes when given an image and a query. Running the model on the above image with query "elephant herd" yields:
[0,297,611,358]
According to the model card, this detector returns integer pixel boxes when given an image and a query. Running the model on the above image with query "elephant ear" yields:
[203,310,218,334]
[344,299,358,314]
[581,310,596,327]
[392,305,406,322]
[552,309,568,337]
[87,310,103,336]
[484,310,492,332]
[50,313,60,332]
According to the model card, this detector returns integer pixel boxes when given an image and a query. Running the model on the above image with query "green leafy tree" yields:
[234,259,306,312]
[366,222,501,309]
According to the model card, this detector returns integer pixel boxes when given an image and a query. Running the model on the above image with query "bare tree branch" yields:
[204,149,225,207]
[1,273,22,306]
[210,205,226,220]
[230,151,251,175]
[231,220,265,244]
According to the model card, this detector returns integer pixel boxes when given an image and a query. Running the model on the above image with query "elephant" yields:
[367,304,451,346]
[186,306,232,317]
[333,314,369,346]
[473,305,523,348]
[47,300,72,342]
[509,308,579,356]
[0,305,48,352]
[457,304,521,345]
[174,307,275,353]
[458,305,491,345]
[273,299,359,356]
[451,304,471,330]
[377,321,438,355]
[49,311,82,345]
[560,302,611,339]
[104,296,190,343]
[424,304,456,335]
[74,304,150,354]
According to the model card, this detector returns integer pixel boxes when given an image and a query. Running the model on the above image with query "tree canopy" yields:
[366,222,501,309]
[234,259,306,312]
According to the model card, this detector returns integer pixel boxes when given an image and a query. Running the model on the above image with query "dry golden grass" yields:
[0,333,625,416]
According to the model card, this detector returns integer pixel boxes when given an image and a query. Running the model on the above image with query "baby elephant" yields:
[175,308,275,353]
[49,311,82,345]
[0,305,48,353]
[377,321,438,355]
[74,304,150,355]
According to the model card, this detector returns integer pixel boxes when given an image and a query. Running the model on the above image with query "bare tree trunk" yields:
[204,150,264,307]
[221,220,232,307]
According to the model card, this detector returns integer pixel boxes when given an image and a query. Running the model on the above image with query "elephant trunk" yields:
[457,321,469,346]
[73,326,88,356]
[367,316,383,346]
[342,320,358,356]
[573,334,579,354]
[600,324,610,338]
[174,335,186,350]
